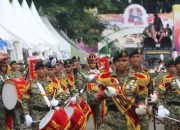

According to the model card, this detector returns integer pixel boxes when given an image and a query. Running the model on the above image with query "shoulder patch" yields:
[134,73,146,79]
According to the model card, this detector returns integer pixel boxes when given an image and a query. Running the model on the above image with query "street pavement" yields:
[20,118,164,130]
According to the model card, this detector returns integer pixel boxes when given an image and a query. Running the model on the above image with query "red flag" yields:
[28,58,40,80]
[98,57,109,73]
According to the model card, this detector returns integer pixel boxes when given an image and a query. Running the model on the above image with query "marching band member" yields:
[156,56,180,130]
[22,60,61,130]
[84,53,104,129]
[0,53,11,130]
[94,50,150,130]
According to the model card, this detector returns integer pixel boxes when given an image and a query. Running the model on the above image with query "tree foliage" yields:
[33,0,128,46]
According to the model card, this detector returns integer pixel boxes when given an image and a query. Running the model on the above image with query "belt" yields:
[107,105,118,112]
[167,101,180,106]
[32,106,50,112]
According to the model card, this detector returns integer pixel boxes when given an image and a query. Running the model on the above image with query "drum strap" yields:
[37,82,51,107]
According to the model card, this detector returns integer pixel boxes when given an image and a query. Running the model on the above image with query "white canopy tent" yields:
[21,0,59,52]
[0,0,85,60]
[30,2,71,59]
[0,25,23,42]
[40,16,71,58]
[0,0,40,60]
[0,0,37,46]
[11,0,50,49]
[41,16,89,60]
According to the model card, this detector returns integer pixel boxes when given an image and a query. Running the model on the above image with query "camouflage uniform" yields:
[0,72,8,130]
[7,71,22,130]
[158,72,180,130]
[22,77,62,130]
[7,71,22,78]
[103,69,149,130]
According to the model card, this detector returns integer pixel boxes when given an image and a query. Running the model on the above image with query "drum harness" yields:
[31,82,57,123]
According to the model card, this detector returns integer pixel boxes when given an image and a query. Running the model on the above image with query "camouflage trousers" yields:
[165,105,180,130]
[0,99,6,130]
[138,115,149,130]
[11,108,21,130]
[104,110,128,130]
[104,110,149,130]
[31,110,48,130]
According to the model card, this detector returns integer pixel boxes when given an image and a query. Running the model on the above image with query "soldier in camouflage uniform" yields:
[60,59,86,95]
[157,56,180,130]
[164,58,176,75]
[129,48,149,74]
[129,48,151,130]
[95,50,149,130]
[0,54,10,130]
[7,61,23,130]
[46,58,70,105]
[72,56,87,93]
[54,58,64,80]
[22,60,64,130]
[154,58,176,88]
[156,59,176,105]
[83,53,105,130]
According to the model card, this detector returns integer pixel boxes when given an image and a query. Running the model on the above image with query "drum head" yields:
[2,82,18,110]
[39,110,54,129]
[65,107,74,118]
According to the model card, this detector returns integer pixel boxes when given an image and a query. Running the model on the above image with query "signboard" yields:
[99,4,173,29]
[173,4,180,52]
[123,4,148,27]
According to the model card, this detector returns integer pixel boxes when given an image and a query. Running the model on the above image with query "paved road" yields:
[20,118,164,130]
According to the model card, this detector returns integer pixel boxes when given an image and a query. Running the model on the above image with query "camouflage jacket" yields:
[22,77,66,115]
[111,69,149,106]
[7,71,22,78]
[165,73,180,106]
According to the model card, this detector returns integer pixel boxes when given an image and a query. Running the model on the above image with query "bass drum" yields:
[39,107,70,130]
[65,105,86,130]
[2,78,28,110]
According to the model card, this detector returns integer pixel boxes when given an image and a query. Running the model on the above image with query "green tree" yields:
[33,0,105,46]
[33,0,129,46]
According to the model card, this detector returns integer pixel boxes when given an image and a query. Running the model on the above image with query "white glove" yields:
[70,96,77,103]
[25,114,33,127]
[87,74,97,81]
[104,87,117,97]
[157,105,170,119]
[135,104,147,115]
[150,93,158,102]
[50,99,59,107]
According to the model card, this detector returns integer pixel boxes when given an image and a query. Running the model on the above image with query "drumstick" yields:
[0,76,4,82]
[50,89,57,111]
[64,93,79,109]
[32,120,41,123]
[53,89,57,99]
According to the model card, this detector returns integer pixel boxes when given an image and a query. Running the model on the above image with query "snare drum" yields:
[2,78,28,110]
[65,106,86,130]
[39,107,70,130]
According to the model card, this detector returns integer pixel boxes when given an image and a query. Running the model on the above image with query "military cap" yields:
[113,50,129,63]
[87,53,98,64]
[35,60,44,70]
[72,56,80,61]
[64,59,73,67]
[46,58,56,68]
[56,59,63,65]
[164,58,174,68]
[174,56,180,65]
[10,60,16,66]
[49,56,54,61]
[129,48,143,57]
